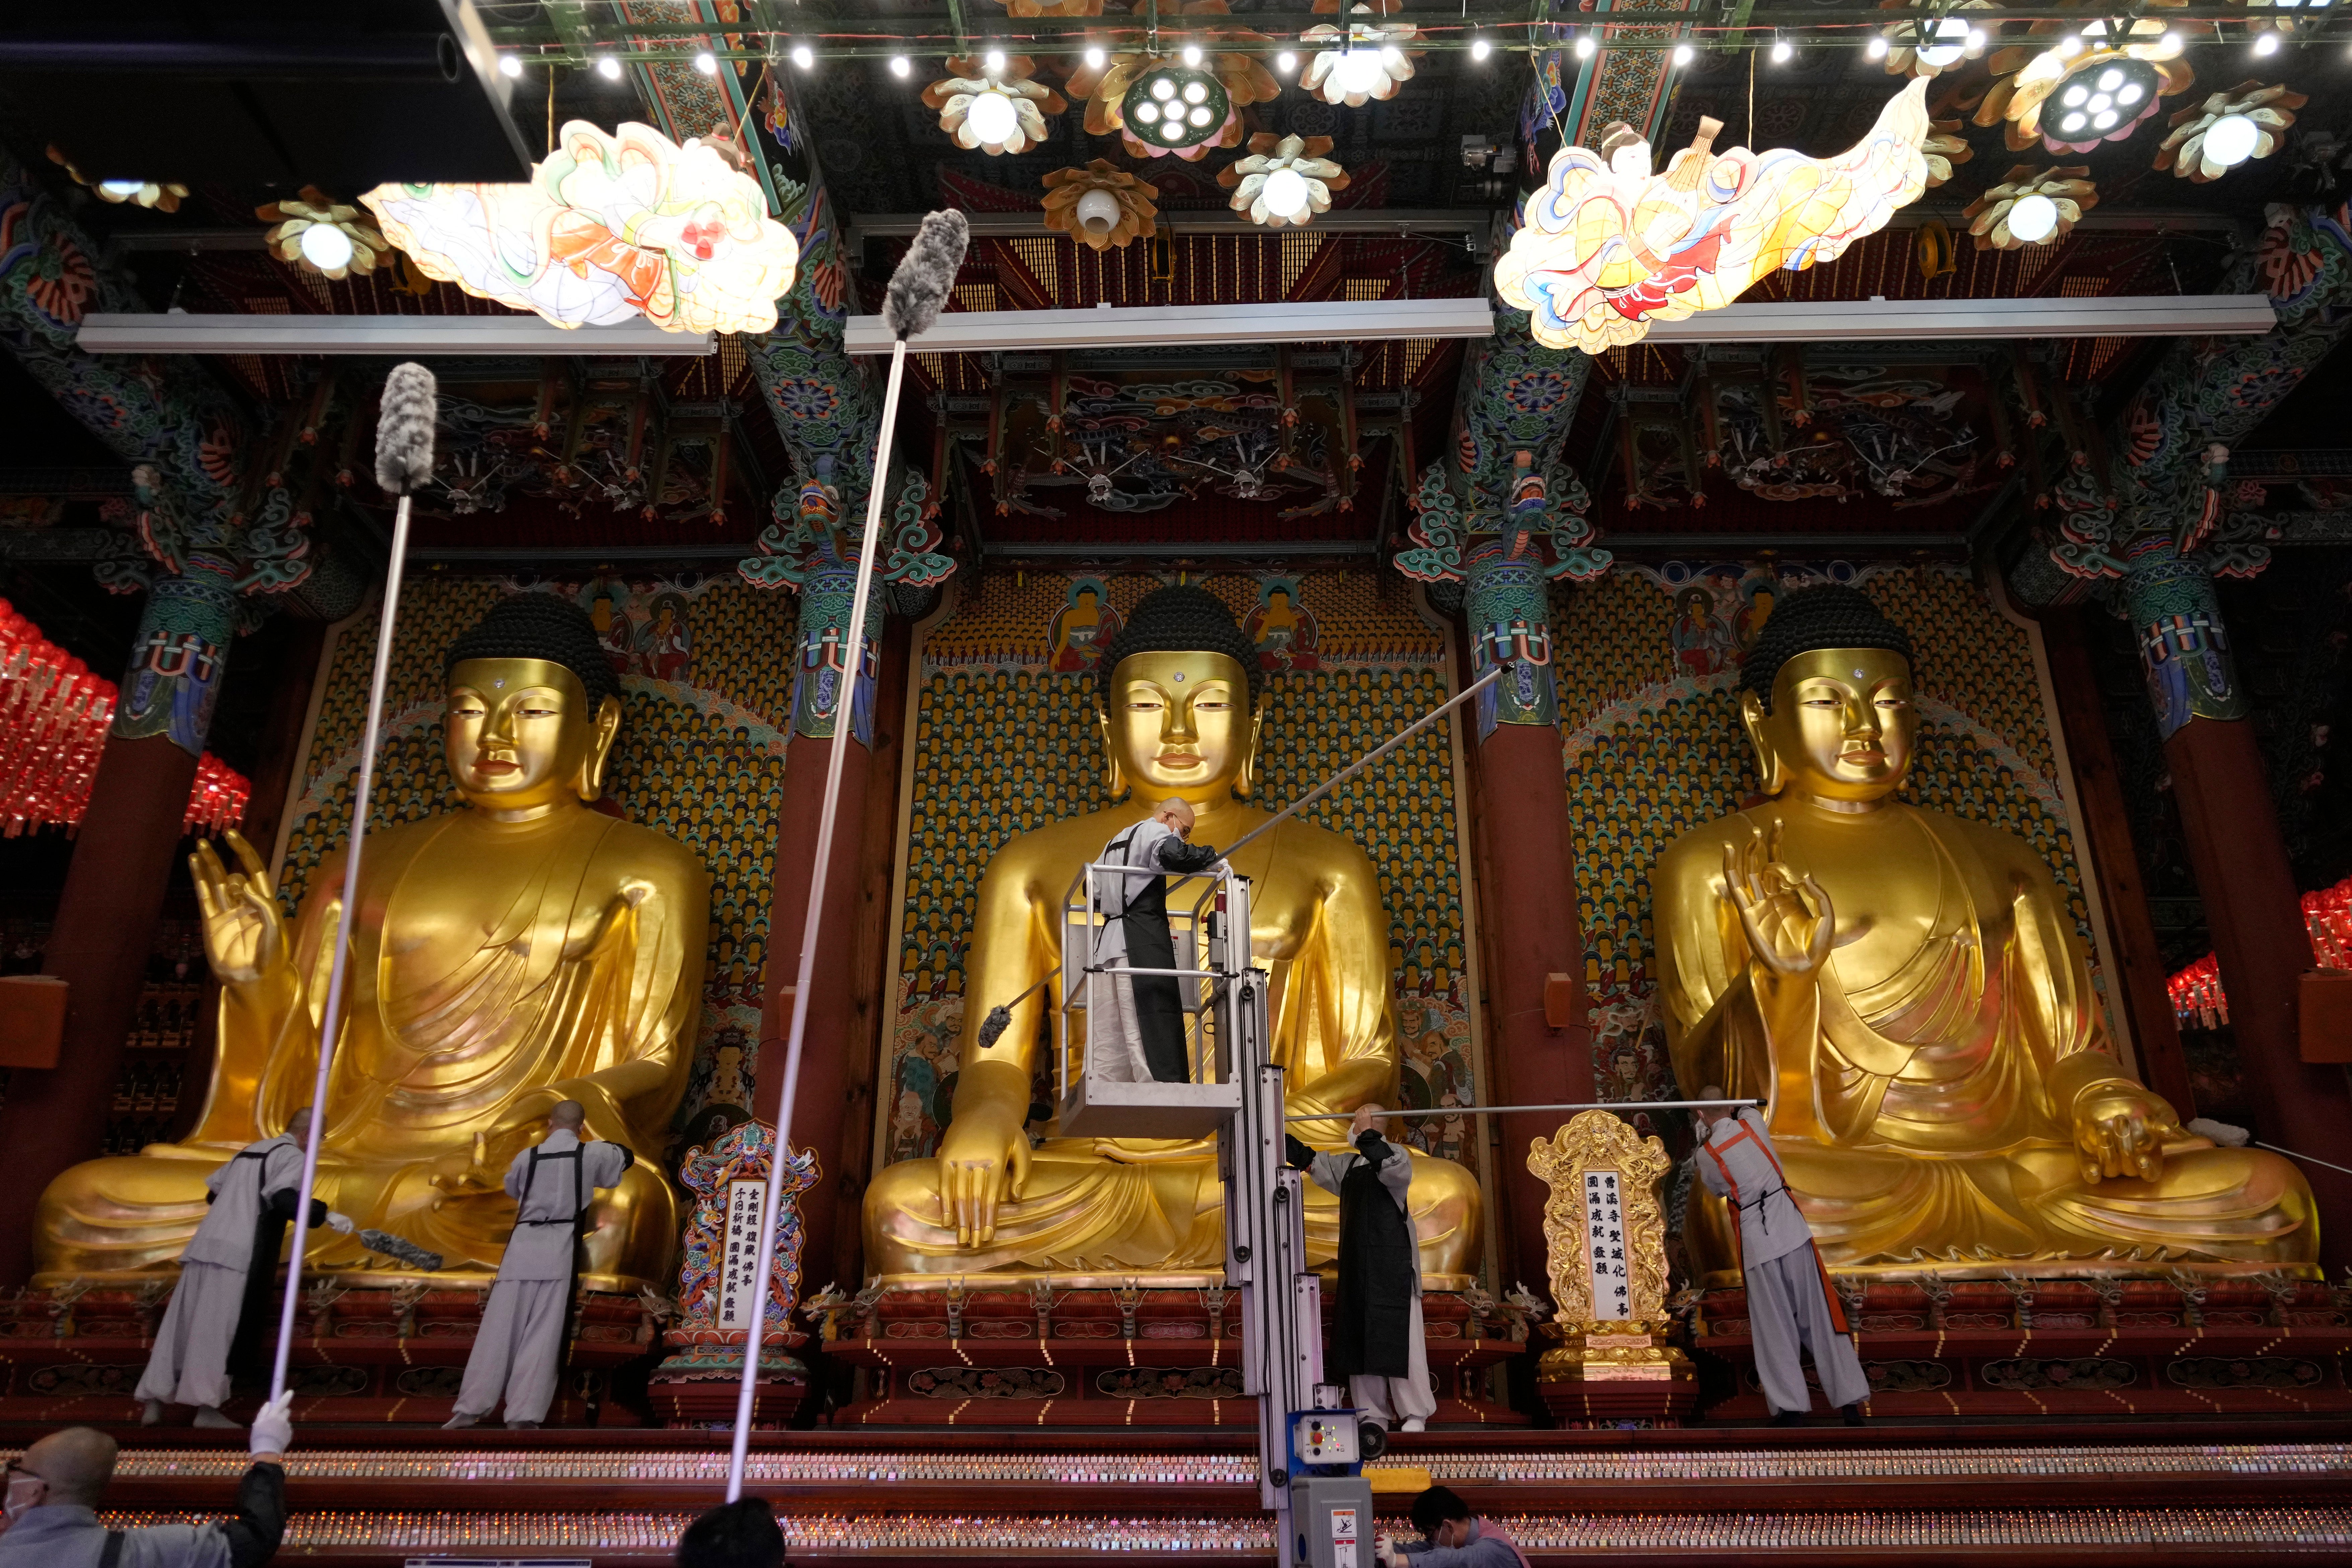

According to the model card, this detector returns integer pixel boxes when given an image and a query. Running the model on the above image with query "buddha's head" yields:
[1096,585,1269,805]
[1737,585,1918,808]
[442,593,624,814]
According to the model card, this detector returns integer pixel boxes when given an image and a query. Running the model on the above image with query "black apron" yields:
[513,1142,634,1375]
[1103,825,1219,1084]
[1330,1133,1416,1380]
[223,1147,324,1385]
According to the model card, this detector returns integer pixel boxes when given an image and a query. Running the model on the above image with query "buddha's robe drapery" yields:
[35,806,707,1292]
[864,812,1481,1280]
[1655,801,2315,1276]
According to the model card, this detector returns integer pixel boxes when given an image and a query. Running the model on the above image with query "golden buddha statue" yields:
[863,586,1481,1281]
[35,594,709,1293]
[1654,585,2316,1279]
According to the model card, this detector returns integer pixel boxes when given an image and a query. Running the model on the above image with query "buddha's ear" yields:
[1233,688,1271,799]
[1094,700,1128,801]
[1737,688,1784,797]
[580,692,623,801]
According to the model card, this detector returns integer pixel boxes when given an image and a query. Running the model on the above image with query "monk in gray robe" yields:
[1287,1103,1433,1431]
[1093,798,1222,1084]
[445,1101,633,1429]
[137,1108,352,1428]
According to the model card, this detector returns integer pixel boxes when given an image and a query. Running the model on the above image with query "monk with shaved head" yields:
[0,1394,293,1568]
[444,1099,635,1429]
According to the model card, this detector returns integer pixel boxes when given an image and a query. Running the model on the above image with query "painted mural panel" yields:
[275,575,795,1157]
[886,569,1480,1173]
[1555,562,2099,1139]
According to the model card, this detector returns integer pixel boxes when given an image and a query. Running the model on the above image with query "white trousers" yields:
[1349,1291,1436,1426]
[455,1277,570,1423]
[136,1260,244,1410]
[1746,1246,1870,1414]
[1096,972,1154,1083]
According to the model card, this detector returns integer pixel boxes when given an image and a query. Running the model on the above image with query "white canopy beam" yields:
[76,313,716,356]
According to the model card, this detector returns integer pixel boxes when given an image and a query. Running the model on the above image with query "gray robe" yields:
[137,1135,311,1410]
[454,1130,633,1424]
[1092,819,1219,1084]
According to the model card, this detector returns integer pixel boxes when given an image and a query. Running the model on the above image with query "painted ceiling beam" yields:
[76,313,717,357]
[845,298,1494,355]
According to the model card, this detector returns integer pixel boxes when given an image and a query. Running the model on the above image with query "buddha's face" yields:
[445,657,621,814]
[1739,647,1917,805]
[1100,649,1260,803]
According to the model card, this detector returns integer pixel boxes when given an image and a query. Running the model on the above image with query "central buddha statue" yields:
[1653,586,2315,1279]
[864,586,1481,1281]
[35,594,708,1293]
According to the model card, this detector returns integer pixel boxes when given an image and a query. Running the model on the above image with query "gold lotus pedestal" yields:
[1527,1110,1698,1425]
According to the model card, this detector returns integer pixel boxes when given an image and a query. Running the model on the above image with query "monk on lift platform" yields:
[1091,797,1224,1085]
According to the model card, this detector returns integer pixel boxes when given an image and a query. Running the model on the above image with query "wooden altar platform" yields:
[18,1419,2351,1565]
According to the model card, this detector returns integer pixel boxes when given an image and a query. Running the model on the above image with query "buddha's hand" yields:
[191,833,283,985]
[2072,1082,2174,1185]
[934,1098,1032,1246]
[1722,822,1833,981]
[431,1132,507,1198]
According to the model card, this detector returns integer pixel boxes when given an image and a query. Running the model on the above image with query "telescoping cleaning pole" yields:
[267,363,438,1405]
[720,211,972,1502]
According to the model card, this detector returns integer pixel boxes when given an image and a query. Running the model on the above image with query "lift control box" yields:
[1290,1410,1360,1467]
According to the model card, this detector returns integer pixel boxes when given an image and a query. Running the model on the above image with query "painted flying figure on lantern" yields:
[1651,586,2315,1278]
[33,595,708,1293]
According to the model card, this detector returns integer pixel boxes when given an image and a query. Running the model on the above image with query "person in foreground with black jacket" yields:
[1285,1102,1433,1433]
[0,1391,293,1568]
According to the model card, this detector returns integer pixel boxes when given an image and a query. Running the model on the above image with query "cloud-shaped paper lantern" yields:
[1494,79,1931,354]
[361,121,799,335]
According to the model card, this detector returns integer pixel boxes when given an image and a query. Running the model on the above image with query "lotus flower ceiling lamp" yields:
[2156,80,2305,181]
[1978,19,2191,153]
[1221,134,1348,227]
[925,55,1067,154]
[1068,2,1279,161]
[1042,159,1162,248]
[1921,117,1975,187]
[1300,3,1419,105]
[1962,163,2097,247]
[259,187,390,280]
[1877,1,1993,78]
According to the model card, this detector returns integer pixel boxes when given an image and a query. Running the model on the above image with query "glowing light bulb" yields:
[1276,49,1297,71]
[98,180,144,198]
[889,55,911,76]
[1918,16,1969,66]
[1335,49,1386,92]
[1866,35,1889,59]
[1575,33,1596,58]
[2059,111,2087,132]
[2061,83,2087,105]
[1151,76,1177,99]
[2007,193,2059,243]
[2096,66,2124,89]
[966,88,1019,146]
[2254,29,2281,53]
[1966,27,1986,47]
[499,54,523,78]
[2056,33,2084,56]
[1771,36,1791,61]
[2203,111,2262,166]
[1183,79,1208,102]
[1671,42,1694,65]
[595,54,622,79]
[1187,103,1212,126]
[1182,43,1203,65]
[1160,120,1184,141]
[1085,45,1108,68]
[984,48,1006,71]
[693,50,716,74]
[1470,37,1491,60]
[1135,99,1160,122]
[792,44,814,69]
[1262,166,1311,219]
[298,223,355,272]
[2117,80,2143,103]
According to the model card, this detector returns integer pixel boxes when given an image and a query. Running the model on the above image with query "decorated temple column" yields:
[1460,542,1595,1274]
[2123,541,2352,1261]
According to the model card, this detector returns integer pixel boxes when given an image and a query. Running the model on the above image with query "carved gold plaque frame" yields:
[1526,1109,1674,1326]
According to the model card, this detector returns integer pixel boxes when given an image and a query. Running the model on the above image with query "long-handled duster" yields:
[264,363,438,1403]
[724,211,970,1500]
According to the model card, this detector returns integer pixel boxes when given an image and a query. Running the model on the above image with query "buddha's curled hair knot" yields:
[1741,584,1917,713]
[444,592,624,714]
[1098,585,1264,707]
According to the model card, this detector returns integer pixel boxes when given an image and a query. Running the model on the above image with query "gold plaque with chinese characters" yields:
[1526,1110,1690,1386]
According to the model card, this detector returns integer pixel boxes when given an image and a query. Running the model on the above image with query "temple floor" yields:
[22,1423,2352,1564]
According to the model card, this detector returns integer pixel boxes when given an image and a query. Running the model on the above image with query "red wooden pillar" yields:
[1459,548,1593,1285]
[755,598,904,1294]
[0,735,197,1284]
[2040,610,2197,1115]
